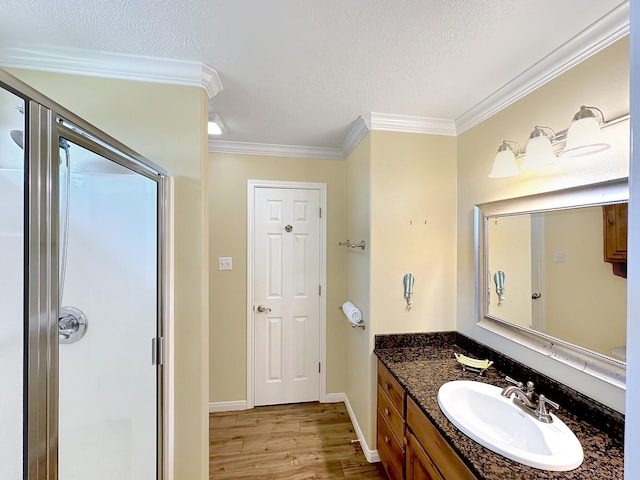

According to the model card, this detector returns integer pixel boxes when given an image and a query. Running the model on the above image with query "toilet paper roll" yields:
[341,301,362,324]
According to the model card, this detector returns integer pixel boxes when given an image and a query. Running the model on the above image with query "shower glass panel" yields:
[0,87,25,480]
[57,139,158,480]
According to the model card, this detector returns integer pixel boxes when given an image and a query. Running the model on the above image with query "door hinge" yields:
[152,336,164,366]
[319,285,322,296]
[319,207,322,218]
[319,362,321,373]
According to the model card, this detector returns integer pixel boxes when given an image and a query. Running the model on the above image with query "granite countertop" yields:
[374,333,624,480]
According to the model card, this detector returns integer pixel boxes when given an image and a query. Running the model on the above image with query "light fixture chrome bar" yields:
[511,112,629,159]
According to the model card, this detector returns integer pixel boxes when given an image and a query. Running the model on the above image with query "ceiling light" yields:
[521,126,556,170]
[488,141,521,178]
[561,105,610,157]
[208,114,227,135]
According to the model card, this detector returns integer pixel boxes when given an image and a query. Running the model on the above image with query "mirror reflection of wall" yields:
[487,205,627,362]
[487,215,532,328]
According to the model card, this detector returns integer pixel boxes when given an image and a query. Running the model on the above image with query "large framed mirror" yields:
[475,178,628,388]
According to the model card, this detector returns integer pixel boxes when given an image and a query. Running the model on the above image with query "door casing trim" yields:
[246,179,327,409]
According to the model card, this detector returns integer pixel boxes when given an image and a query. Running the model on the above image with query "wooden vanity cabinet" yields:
[377,361,406,480]
[377,361,478,480]
[603,203,628,277]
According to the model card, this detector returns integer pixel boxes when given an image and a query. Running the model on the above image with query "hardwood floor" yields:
[210,402,389,479]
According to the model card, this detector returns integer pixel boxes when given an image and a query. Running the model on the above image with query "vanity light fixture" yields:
[208,114,227,135]
[561,106,609,157]
[488,141,521,178]
[488,105,628,178]
[521,126,557,170]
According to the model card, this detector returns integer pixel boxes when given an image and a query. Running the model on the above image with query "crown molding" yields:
[210,112,456,160]
[201,63,223,98]
[340,116,370,158]
[0,44,222,98]
[364,112,457,136]
[208,140,344,160]
[338,113,456,158]
[455,1,630,134]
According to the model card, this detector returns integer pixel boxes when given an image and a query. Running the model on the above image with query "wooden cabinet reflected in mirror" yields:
[603,203,628,278]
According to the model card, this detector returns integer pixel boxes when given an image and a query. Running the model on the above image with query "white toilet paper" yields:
[341,301,362,325]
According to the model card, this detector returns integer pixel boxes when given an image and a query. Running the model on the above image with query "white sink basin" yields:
[437,380,583,471]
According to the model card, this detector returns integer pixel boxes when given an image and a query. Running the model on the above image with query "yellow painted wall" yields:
[7,69,210,479]
[370,130,458,334]
[487,214,532,327]
[544,207,626,358]
[344,133,374,448]
[456,37,629,411]
[342,130,458,451]
[208,152,348,402]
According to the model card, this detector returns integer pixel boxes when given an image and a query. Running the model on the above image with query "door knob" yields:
[256,305,271,313]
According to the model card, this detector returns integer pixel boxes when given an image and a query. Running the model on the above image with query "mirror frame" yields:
[475,178,628,389]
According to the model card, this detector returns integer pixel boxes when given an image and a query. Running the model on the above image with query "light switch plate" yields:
[218,256,233,270]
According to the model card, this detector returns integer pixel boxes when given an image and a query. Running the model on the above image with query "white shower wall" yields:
[0,164,159,480]
[0,168,24,480]
[58,169,158,480]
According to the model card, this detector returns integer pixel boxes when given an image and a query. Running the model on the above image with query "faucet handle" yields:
[536,394,560,423]
[505,376,523,388]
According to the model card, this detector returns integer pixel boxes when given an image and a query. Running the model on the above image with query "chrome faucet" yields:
[501,376,559,423]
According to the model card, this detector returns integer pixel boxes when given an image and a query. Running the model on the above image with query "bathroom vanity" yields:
[374,332,624,480]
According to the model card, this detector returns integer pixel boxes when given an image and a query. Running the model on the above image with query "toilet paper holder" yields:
[337,305,365,329]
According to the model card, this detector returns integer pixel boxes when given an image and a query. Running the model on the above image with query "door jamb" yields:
[246,179,327,409]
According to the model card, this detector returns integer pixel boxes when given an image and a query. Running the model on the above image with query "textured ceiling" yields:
[0,0,628,150]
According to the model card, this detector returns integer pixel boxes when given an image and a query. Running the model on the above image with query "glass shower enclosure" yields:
[0,71,166,479]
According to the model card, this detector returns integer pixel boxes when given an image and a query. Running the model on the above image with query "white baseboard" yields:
[209,400,248,412]
[324,392,346,403]
[340,393,380,463]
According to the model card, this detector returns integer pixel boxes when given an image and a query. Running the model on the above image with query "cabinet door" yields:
[603,203,628,261]
[406,430,443,480]
[407,397,477,480]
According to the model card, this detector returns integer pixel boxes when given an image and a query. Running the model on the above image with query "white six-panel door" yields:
[253,186,321,406]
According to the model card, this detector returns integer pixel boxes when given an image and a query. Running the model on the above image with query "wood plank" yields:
[210,401,388,479]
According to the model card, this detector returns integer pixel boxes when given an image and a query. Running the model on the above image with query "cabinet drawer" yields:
[407,397,477,480]
[378,386,404,443]
[378,360,405,415]
[377,408,404,480]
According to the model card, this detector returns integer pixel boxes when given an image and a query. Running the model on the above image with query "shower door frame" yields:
[0,70,169,480]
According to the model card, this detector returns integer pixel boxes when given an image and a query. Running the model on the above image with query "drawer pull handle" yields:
[384,435,390,444]
[384,407,390,416]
